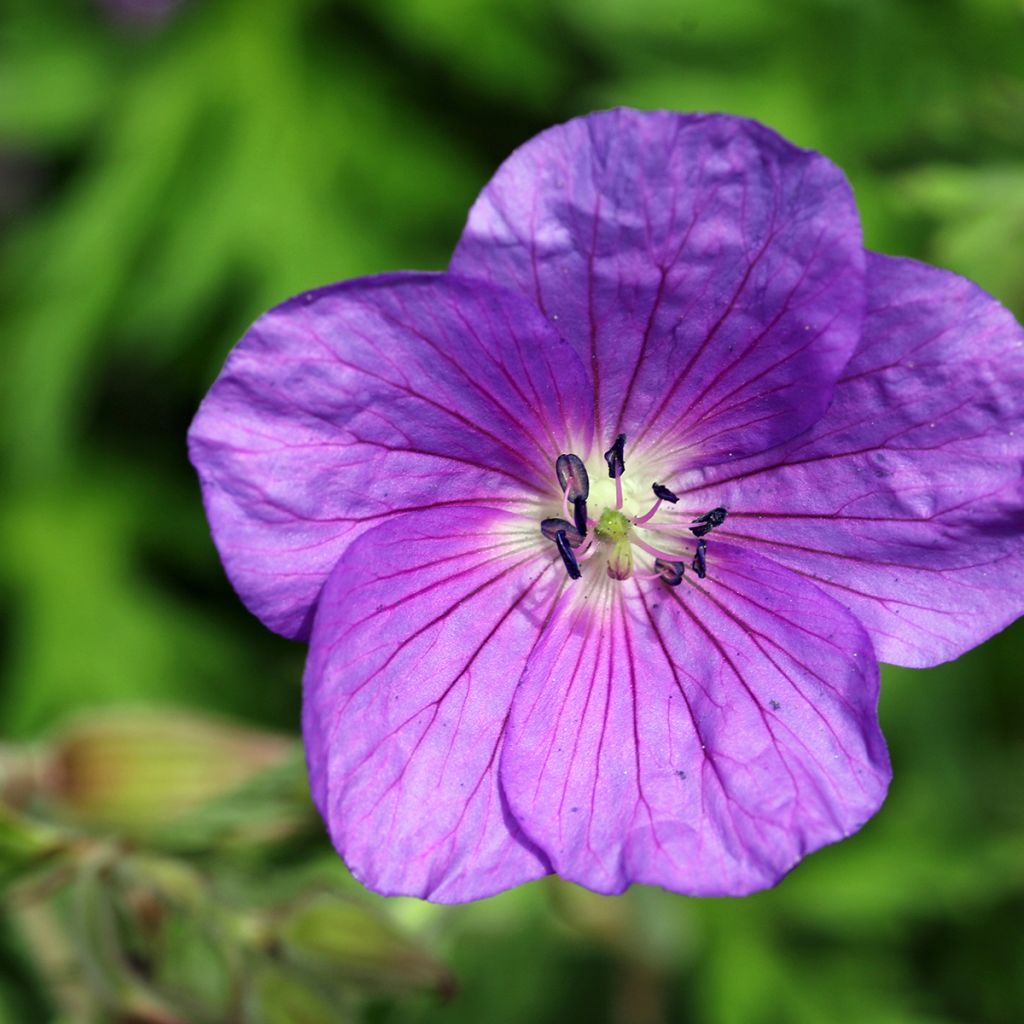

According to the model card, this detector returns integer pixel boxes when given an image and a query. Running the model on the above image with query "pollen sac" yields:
[692,539,707,579]
[572,496,588,537]
[603,433,627,478]
[654,558,685,586]
[541,517,584,548]
[690,506,728,538]
[554,529,582,580]
[652,482,679,504]
[555,454,589,501]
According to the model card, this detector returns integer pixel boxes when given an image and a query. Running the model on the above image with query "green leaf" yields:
[251,963,351,1024]
[0,803,66,890]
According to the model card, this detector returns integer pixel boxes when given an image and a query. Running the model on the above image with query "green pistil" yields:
[596,508,633,580]
[596,508,631,541]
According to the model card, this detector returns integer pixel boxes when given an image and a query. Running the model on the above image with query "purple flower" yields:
[189,110,1024,901]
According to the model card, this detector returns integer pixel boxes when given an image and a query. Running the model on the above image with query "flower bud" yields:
[46,710,295,836]
[278,893,454,996]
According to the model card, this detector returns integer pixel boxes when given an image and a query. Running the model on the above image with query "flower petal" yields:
[687,254,1024,667]
[188,272,593,639]
[303,506,566,902]
[501,544,889,896]
[452,108,864,465]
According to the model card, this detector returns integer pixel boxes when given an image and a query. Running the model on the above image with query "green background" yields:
[1,1,1023,1021]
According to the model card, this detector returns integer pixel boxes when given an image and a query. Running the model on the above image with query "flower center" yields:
[595,508,633,580]
[539,435,728,586]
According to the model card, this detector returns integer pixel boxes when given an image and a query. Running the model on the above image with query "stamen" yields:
[653,558,685,586]
[561,482,573,522]
[575,534,598,561]
[690,506,728,538]
[632,535,688,563]
[555,454,589,501]
[633,481,679,526]
[631,498,662,527]
[603,433,626,479]
[601,433,627,510]
[572,496,588,538]
[692,539,707,579]
[554,530,582,580]
[541,517,584,549]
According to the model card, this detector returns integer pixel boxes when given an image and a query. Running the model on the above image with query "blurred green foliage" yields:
[1,0,1023,1021]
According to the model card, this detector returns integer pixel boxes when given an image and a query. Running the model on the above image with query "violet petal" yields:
[452,109,865,465]
[188,272,593,639]
[500,543,890,896]
[303,506,565,902]
[688,253,1024,667]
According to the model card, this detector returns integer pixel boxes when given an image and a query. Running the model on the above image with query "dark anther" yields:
[652,482,679,504]
[690,506,728,538]
[555,453,589,501]
[554,530,582,580]
[692,539,707,579]
[654,558,685,586]
[541,517,584,549]
[572,496,588,537]
[603,433,627,478]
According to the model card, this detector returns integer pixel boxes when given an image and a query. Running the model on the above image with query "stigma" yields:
[539,435,727,585]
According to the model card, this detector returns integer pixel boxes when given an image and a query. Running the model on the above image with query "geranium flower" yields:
[189,110,1024,901]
